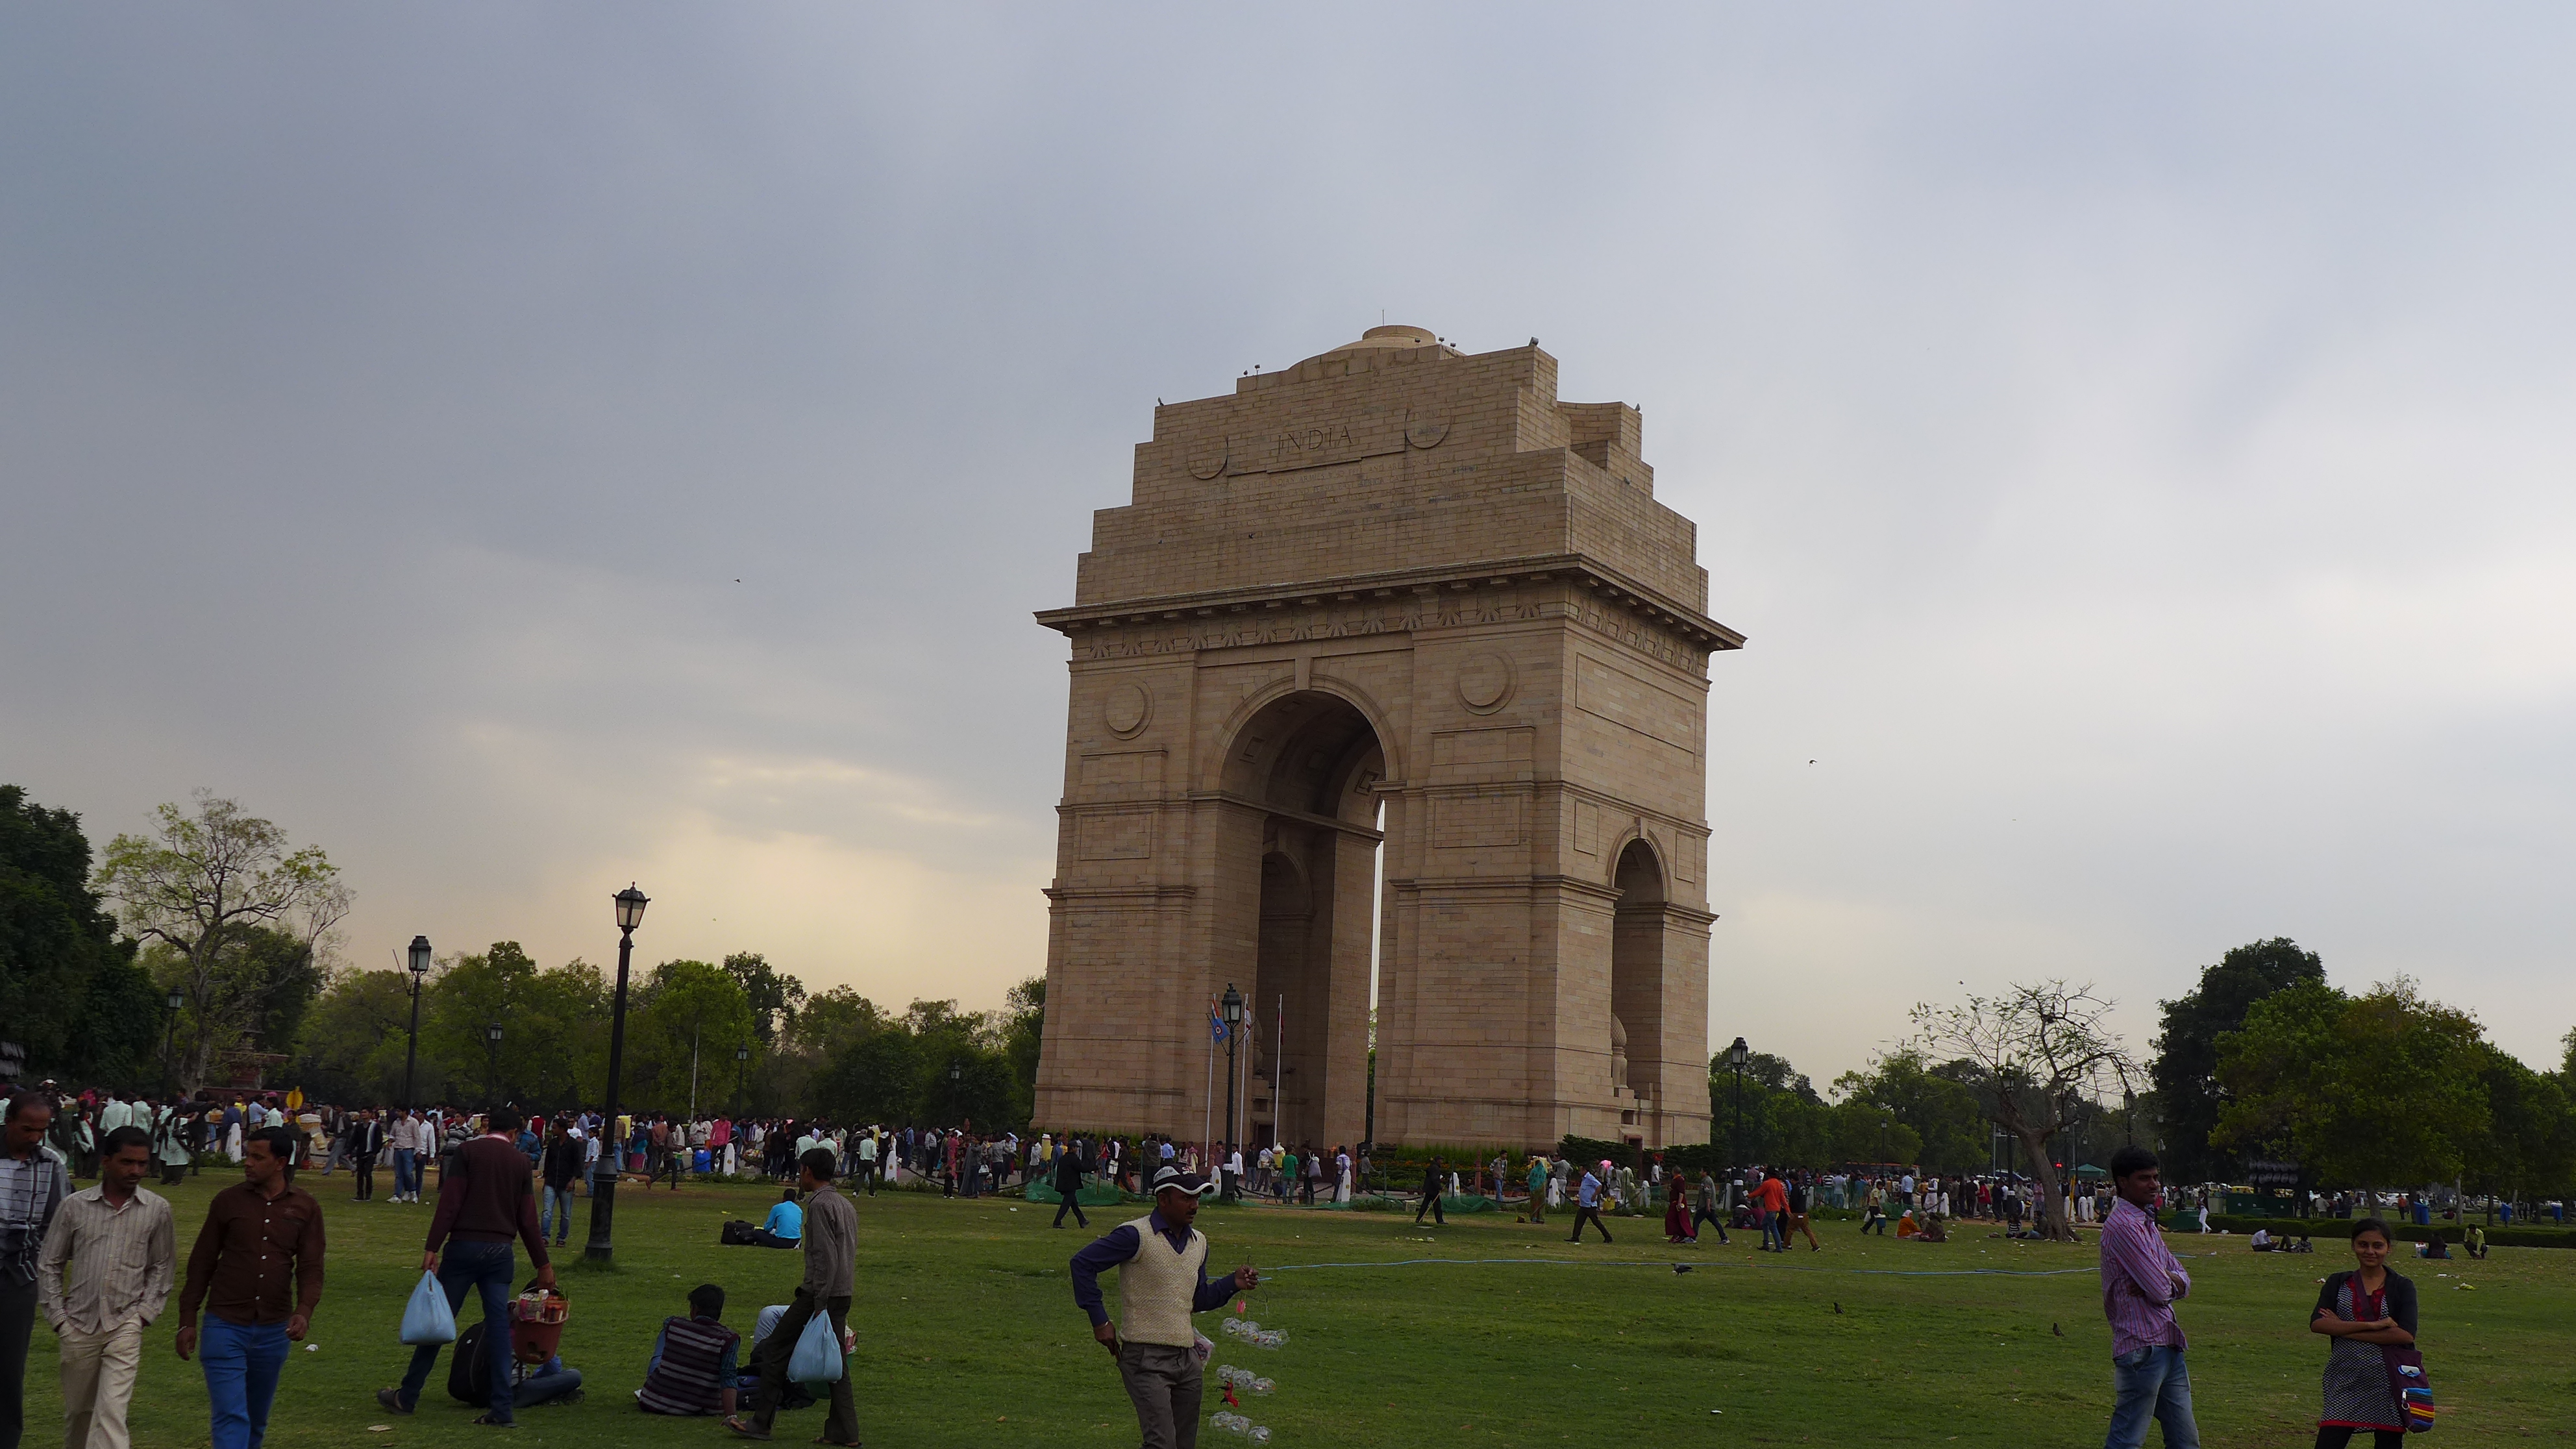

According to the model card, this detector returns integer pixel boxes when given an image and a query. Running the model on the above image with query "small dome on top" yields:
[1344,324,1438,349]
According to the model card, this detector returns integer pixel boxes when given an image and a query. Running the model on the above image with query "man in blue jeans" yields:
[2099,1145,2200,1449]
[375,1108,556,1427]
[175,1126,325,1449]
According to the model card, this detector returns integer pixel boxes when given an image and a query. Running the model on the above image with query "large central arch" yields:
[1032,325,1737,1154]
[1215,689,1385,1150]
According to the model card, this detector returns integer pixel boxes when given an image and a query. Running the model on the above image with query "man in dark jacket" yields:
[1051,1141,1091,1229]
[1414,1158,1446,1226]
[346,1111,387,1202]
[540,1120,584,1247]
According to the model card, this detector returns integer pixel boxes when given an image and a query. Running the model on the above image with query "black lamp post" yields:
[586,884,647,1262]
[1726,1036,1749,1175]
[484,1022,504,1104]
[1220,984,1244,1194]
[161,987,185,1099]
[402,935,432,1111]
[734,1042,750,1118]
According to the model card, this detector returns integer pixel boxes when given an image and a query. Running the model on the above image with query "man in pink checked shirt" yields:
[2100,1145,2200,1448]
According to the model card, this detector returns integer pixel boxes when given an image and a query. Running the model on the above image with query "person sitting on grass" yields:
[1894,1209,1919,1239]
[2416,1233,2450,1260]
[1918,1214,1948,1243]
[2251,1227,2275,1252]
[2463,1224,2486,1260]
[750,1189,802,1249]
[635,1283,739,1417]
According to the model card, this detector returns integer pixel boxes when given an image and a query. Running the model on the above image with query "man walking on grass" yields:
[3,1094,71,1449]
[2099,1145,2199,1449]
[176,1126,324,1449]
[375,1107,555,1428]
[726,1148,860,1445]
[40,1126,174,1449]
[1069,1167,1257,1449]
[1567,1165,1611,1244]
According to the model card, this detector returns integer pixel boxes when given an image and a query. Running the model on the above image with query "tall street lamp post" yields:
[1220,984,1244,1195]
[484,1022,504,1104]
[160,988,185,1100]
[402,936,433,1111]
[585,884,648,1263]
[1726,1037,1749,1176]
[734,1043,750,1118]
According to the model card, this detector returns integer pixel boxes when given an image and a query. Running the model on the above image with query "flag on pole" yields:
[1208,998,1228,1043]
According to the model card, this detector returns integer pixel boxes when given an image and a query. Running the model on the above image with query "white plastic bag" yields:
[398,1270,455,1346]
[788,1308,843,1384]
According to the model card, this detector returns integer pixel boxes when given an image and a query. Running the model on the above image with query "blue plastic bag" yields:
[787,1308,843,1385]
[399,1270,456,1346]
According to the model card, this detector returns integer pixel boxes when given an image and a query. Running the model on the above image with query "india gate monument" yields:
[1032,326,1740,1154]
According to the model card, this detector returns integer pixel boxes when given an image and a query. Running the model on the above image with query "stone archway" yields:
[1032,325,1738,1153]
[1216,689,1385,1152]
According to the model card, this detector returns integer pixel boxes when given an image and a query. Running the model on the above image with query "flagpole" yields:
[1274,994,1284,1146]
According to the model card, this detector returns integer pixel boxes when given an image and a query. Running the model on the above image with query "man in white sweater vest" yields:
[1068,1165,1258,1449]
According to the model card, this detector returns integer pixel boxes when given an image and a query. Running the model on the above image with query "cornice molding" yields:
[1037,552,1743,652]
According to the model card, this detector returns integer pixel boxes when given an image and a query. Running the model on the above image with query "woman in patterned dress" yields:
[2309,1217,2418,1448]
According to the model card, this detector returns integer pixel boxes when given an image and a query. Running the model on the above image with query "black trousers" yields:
[354,1155,378,1200]
[1053,1189,1088,1228]
[1692,1206,1731,1241]
[1569,1206,1612,1242]
[1,1272,37,1449]
[1415,1193,1445,1225]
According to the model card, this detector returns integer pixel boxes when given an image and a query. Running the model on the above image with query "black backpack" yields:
[446,1321,490,1404]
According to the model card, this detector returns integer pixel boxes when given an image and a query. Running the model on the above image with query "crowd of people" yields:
[0,1078,2505,1449]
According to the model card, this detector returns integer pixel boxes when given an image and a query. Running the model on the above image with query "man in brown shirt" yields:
[176,1126,323,1449]
[377,1106,554,1427]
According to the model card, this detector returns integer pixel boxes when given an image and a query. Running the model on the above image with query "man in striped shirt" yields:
[40,1126,174,1449]
[2099,1145,2199,1449]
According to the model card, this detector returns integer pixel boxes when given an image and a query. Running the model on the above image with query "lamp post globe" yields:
[586,884,648,1262]
[401,936,433,1113]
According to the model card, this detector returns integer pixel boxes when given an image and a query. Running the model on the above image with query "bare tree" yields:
[93,791,349,1093]
[1913,981,2137,1242]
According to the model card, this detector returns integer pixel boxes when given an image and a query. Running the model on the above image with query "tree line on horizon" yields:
[1712,937,2576,1208]
[8,785,2576,1203]
[0,785,1043,1126]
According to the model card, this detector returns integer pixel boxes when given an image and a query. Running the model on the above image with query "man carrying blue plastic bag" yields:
[725,1147,858,1444]
[373,1108,555,1428]
[1069,1166,1260,1449]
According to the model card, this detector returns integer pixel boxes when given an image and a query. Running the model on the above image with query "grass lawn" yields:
[24,1170,2576,1446]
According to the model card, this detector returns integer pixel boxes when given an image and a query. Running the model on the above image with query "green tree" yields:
[817,1028,922,1123]
[290,968,423,1106]
[723,951,806,1041]
[0,785,158,1089]
[1001,976,1044,1125]
[626,959,754,1119]
[2214,978,2488,1196]
[93,793,349,1093]
[2149,937,2326,1183]
[2460,1043,2576,1215]
[1829,1049,1988,1172]
[1914,981,2137,1242]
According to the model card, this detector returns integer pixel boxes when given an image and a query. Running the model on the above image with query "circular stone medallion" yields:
[1456,652,1513,713]
[1104,680,1152,737]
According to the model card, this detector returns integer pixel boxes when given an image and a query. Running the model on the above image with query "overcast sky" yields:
[6,5,2572,1087]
